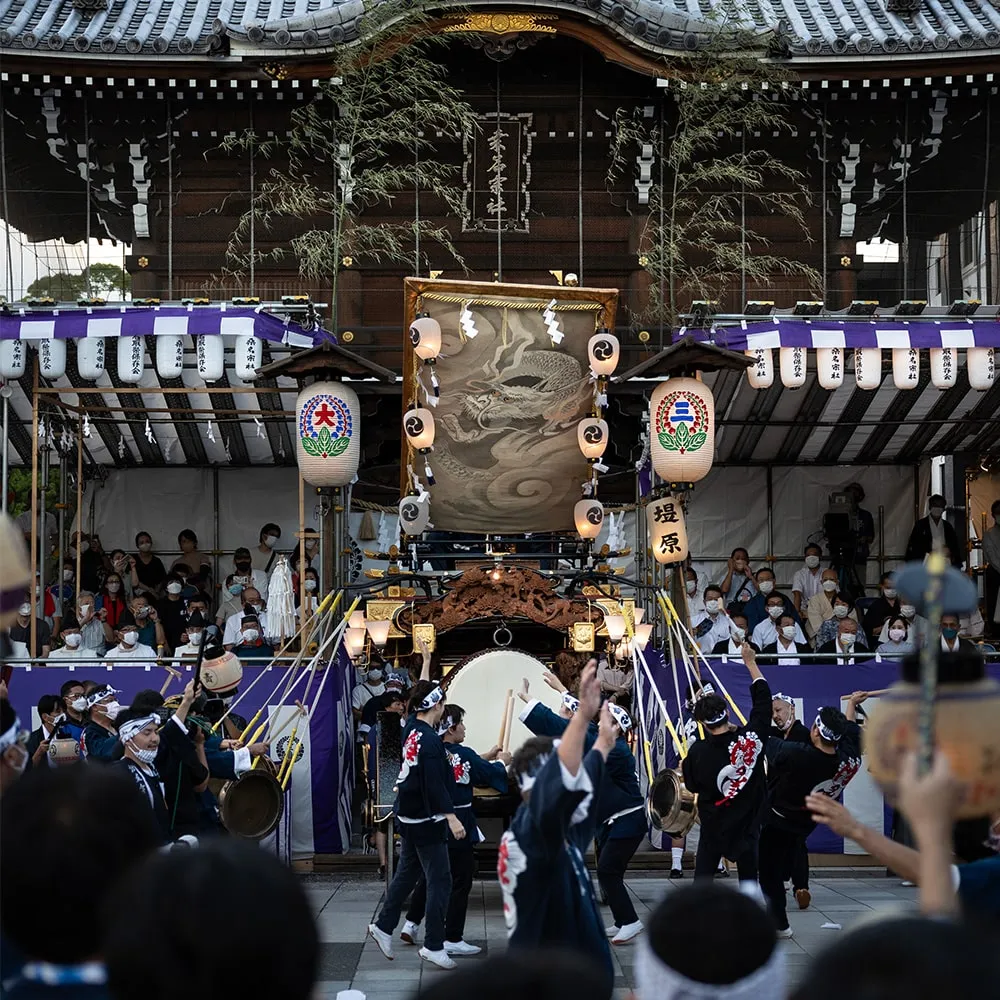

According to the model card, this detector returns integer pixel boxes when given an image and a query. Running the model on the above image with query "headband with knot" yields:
[814,714,842,742]
[609,703,632,731]
[562,692,580,713]
[118,715,160,744]
[418,686,444,712]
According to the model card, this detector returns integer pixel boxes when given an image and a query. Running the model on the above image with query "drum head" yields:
[444,648,564,755]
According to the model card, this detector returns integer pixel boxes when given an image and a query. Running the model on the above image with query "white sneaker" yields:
[612,921,644,945]
[776,927,794,939]
[419,947,457,970]
[367,923,394,960]
[605,924,620,938]
[400,920,420,945]
[444,940,482,956]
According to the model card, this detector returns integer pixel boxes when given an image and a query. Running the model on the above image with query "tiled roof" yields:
[0,0,998,58]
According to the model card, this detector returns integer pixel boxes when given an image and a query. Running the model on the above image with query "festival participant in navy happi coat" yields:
[499,662,617,995]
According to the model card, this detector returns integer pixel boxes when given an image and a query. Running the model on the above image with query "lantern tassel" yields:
[424,461,435,486]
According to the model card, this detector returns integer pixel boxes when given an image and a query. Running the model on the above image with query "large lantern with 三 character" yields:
[649,377,714,484]
[295,381,360,487]
[647,495,689,565]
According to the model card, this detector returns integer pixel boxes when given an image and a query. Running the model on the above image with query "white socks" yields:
[671,848,683,869]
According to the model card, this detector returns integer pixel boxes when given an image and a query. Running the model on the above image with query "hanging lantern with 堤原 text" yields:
[929,348,958,389]
[295,381,360,487]
[577,417,609,460]
[649,378,714,484]
[647,495,689,565]
[588,331,620,376]
[745,349,773,389]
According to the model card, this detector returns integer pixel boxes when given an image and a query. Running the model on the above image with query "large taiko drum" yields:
[443,648,564,755]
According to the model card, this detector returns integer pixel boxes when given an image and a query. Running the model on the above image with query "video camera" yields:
[824,491,859,543]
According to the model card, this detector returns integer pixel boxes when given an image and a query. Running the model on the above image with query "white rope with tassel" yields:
[267,555,297,643]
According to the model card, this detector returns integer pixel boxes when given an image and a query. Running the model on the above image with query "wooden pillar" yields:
[29,361,38,655]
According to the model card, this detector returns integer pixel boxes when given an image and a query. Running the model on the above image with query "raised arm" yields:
[844,690,868,722]
[417,637,432,682]
[557,659,598,778]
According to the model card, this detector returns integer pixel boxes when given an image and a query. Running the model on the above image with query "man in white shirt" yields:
[172,617,208,667]
[233,547,270,602]
[223,587,269,648]
[351,667,386,723]
[684,567,705,622]
[47,617,100,662]
[691,585,732,655]
[791,544,824,615]
[752,594,808,649]
[104,618,158,668]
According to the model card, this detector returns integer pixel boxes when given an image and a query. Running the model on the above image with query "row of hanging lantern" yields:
[0,335,265,383]
[746,346,997,391]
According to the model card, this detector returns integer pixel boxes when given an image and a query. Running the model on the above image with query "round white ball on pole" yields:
[295,381,361,487]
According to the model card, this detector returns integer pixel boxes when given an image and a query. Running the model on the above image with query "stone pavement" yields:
[302,870,919,999]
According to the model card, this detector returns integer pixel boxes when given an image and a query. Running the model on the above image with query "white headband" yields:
[636,934,787,1000]
[0,716,21,753]
[773,693,794,707]
[516,739,561,792]
[118,715,160,744]
[418,686,444,712]
[814,714,842,742]
[86,686,121,709]
[703,708,729,726]
[562,692,580,713]
[609,704,632,731]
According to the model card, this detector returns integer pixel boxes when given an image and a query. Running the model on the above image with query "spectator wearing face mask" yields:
[815,617,869,665]
[172,617,208,665]
[805,568,841,644]
[129,595,166,651]
[752,594,808,649]
[760,615,811,665]
[684,568,704,620]
[133,530,168,594]
[104,613,159,668]
[217,574,245,630]
[97,571,129,632]
[231,547,269,603]
[791,543,825,615]
[253,522,283,573]
[814,594,866,651]
[720,547,757,608]
[877,616,915,656]
[692,585,732,655]
[158,573,191,653]
[744,568,802,633]
[939,613,978,654]
[352,665,387,722]
[170,564,202,602]
[905,494,962,567]
[862,573,901,644]
[24,694,66,772]
[47,557,77,623]
[222,588,268,649]
[710,613,759,656]
[70,531,109,594]
[7,599,52,659]
[297,567,320,614]
[75,591,114,654]
[59,680,89,744]
[877,600,928,647]
[48,615,99,661]
[80,683,124,762]
[107,550,136,601]
[231,615,275,661]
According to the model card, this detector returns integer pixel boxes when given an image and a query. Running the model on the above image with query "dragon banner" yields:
[402,278,618,534]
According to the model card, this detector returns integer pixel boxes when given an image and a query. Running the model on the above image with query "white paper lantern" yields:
[0,339,26,379]
[117,335,145,383]
[574,498,604,539]
[38,337,66,378]
[295,380,360,487]
[77,337,106,380]
[647,494,689,565]
[197,335,224,382]
[745,349,773,389]
[778,346,807,389]
[155,335,185,379]
[398,494,430,536]
[409,316,442,361]
[234,335,262,381]
[403,407,436,451]
[928,348,958,389]
[650,377,714,484]
[588,331,620,376]
[577,417,609,460]
[854,348,881,390]
[967,347,996,391]
[816,348,844,390]
[892,347,920,390]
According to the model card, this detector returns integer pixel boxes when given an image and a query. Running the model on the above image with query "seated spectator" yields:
[222,588,268,649]
[8,598,52,659]
[132,530,168,596]
[634,883,783,1000]
[216,573,245,630]
[693,585,732,654]
[48,614,100,662]
[815,617,869,665]
[103,840,318,1000]
[80,683,124,763]
[684,566,704,620]
[97,569,129,632]
[230,615,274,661]
[76,590,113,653]
[862,572,901,644]
[805,568,841,643]
[107,549,136,601]
[104,614,159,669]
[597,654,633,709]
[876,615,916,657]
[745,568,802,633]
[877,600,928,647]
[59,679,89,745]
[130,593,166,651]
[24,694,64,772]
[170,563,200,601]
[233,547,269,602]
[172,613,208,665]
[752,593,807,649]
[939,613,978,654]
[760,614,811,664]
[352,664,387,722]
[0,766,161,999]
[790,543,824,615]
[721,547,757,609]
[252,522,283,573]
[47,558,76,626]
[813,593,865,650]
[158,572,191,652]
[710,613,759,656]
[297,565,320,615]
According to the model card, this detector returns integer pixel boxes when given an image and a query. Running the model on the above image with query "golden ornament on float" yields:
[646,495,689,565]
[649,378,714,483]
[295,381,360,487]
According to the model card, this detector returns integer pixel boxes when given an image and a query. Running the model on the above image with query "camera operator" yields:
[822,484,874,597]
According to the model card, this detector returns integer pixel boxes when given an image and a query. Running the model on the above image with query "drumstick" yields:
[502,693,515,752]
[499,688,513,746]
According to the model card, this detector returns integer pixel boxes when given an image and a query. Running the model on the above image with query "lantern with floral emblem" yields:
[649,378,714,484]
[295,381,360,487]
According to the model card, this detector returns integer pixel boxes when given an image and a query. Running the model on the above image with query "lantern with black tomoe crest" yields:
[410,314,442,398]
[403,407,436,486]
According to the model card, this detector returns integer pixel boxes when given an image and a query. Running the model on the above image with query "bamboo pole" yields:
[29,359,38,656]
[298,473,307,631]
[75,417,83,610]
[502,692,515,752]
[498,689,513,747]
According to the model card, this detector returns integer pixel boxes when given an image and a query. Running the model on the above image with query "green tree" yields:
[85,263,131,298]
[23,264,130,301]
[221,1,476,322]
[608,14,820,327]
